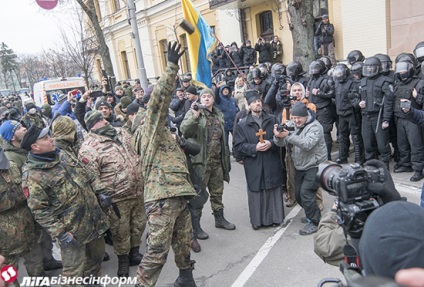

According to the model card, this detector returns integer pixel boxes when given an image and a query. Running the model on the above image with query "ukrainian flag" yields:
[181,0,218,88]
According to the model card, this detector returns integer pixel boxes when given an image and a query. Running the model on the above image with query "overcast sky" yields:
[1,1,75,55]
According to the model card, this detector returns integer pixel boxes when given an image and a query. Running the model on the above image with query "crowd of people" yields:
[2,18,424,285]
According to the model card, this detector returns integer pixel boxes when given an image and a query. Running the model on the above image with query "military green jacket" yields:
[0,162,37,256]
[133,62,196,203]
[181,107,231,183]
[21,112,46,129]
[78,128,143,203]
[3,140,27,169]
[22,151,109,243]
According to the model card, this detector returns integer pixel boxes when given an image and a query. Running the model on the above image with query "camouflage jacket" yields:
[21,112,47,129]
[22,151,109,243]
[132,62,196,203]
[181,107,231,182]
[3,140,27,169]
[0,161,37,256]
[78,128,143,203]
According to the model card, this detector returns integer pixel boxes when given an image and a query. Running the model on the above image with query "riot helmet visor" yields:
[332,66,347,82]
[414,46,424,62]
[363,64,380,77]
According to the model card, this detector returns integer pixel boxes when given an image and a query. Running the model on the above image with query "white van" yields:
[33,77,87,107]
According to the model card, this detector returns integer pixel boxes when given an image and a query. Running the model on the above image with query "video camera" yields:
[276,123,295,132]
[317,162,385,239]
[192,103,207,111]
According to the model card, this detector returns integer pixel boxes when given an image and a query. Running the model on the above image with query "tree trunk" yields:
[286,0,315,73]
[75,0,115,78]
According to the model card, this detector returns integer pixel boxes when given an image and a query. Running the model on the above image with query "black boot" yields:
[117,255,130,277]
[174,266,197,287]
[191,209,209,240]
[43,255,63,271]
[213,209,236,230]
[129,246,143,266]
[191,238,201,253]
[103,251,110,262]
[352,135,365,164]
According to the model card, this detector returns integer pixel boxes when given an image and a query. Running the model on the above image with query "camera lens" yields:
[316,162,342,196]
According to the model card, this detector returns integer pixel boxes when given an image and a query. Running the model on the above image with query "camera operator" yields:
[273,102,327,235]
[255,37,272,64]
[315,14,336,67]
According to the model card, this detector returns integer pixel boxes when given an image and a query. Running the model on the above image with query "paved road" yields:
[17,148,422,287]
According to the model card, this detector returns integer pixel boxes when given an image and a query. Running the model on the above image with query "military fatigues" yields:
[359,75,394,164]
[393,78,424,171]
[22,151,109,285]
[78,128,146,256]
[2,140,55,275]
[21,112,47,129]
[0,161,44,287]
[181,107,231,212]
[133,62,196,287]
[307,75,336,160]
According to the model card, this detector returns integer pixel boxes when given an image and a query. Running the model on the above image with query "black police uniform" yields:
[393,76,424,179]
[359,75,394,165]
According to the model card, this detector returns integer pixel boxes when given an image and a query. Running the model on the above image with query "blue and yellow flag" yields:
[181,0,218,88]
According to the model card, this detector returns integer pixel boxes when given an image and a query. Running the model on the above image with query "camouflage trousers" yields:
[137,197,192,287]
[60,236,105,287]
[203,161,224,211]
[108,196,146,255]
[3,243,44,287]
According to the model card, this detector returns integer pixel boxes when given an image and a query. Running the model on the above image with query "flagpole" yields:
[213,33,243,76]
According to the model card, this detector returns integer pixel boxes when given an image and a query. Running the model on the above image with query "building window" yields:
[113,0,121,12]
[121,51,131,79]
[259,11,274,41]
[159,39,168,70]
[180,34,191,73]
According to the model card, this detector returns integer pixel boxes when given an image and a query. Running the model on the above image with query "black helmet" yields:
[395,53,418,68]
[363,57,382,78]
[347,50,365,65]
[421,62,424,77]
[319,56,332,73]
[258,66,268,80]
[332,64,350,82]
[271,63,286,80]
[394,60,415,82]
[351,62,364,78]
[287,61,304,78]
[251,68,261,80]
[309,60,326,76]
[374,53,392,73]
[414,41,424,62]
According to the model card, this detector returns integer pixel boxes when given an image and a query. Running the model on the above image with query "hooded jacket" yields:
[275,111,327,170]
[215,85,239,131]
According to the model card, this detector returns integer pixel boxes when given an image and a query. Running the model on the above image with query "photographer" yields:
[315,14,336,66]
[274,102,327,235]
[255,37,272,64]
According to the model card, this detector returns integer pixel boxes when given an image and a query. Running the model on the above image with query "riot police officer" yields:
[347,50,365,66]
[392,59,424,181]
[333,64,363,164]
[414,41,424,79]
[359,57,394,169]
[307,60,336,160]
[286,61,309,87]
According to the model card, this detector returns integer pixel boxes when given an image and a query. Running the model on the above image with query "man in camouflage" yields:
[0,146,45,287]
[21,125,109,286]
[132,42,197,287]
[78,111,146,277]
[0,120,63,272]
[21,102,47,129]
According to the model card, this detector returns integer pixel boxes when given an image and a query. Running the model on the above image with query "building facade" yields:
[90,0,423,83]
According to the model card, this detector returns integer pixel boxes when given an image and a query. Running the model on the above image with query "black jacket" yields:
[233,111,282,192]
[255,42,273,63]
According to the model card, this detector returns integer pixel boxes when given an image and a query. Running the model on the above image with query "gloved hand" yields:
[58,231,78,249]
[364,159,401,203]
[97,193,111,208]
[167,42,185,65]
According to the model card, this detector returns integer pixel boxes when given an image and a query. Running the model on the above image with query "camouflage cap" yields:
[120,96,132,109]
[84,110,104,131]
[41,104,52,118]
[52,116,77,142]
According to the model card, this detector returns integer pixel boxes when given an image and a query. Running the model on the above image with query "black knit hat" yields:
[359,201,424,278]
[126,103,140,115]
[95,100,112,110]
[291,102,308,117]
[185,86,197,96]
[20,125,50,151]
